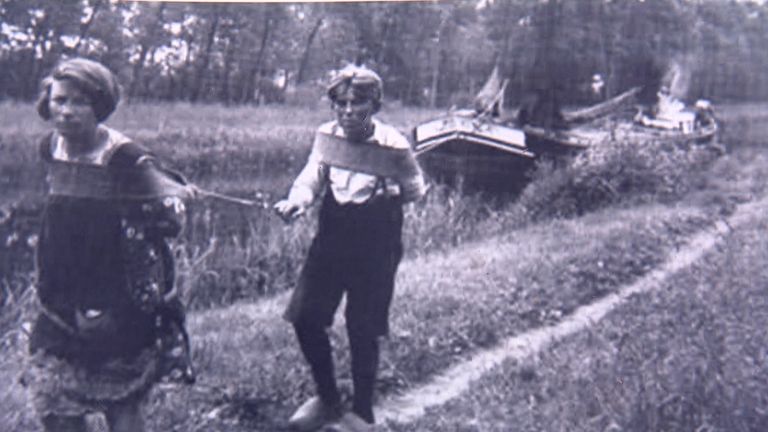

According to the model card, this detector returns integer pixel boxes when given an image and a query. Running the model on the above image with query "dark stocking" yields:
[41,414,87,432]
[294,322,341,405]
[348,330,380,424]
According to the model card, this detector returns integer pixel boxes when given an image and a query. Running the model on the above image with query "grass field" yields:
[1,102,767,431]
[395,198,768,432]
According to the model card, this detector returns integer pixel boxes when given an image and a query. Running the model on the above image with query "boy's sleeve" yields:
[385,127,427,203]
[287,146,326,208]
[399,152,428,203]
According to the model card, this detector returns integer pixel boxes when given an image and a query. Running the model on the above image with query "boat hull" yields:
[412,111,719,192]
[417,140,537,192]
[413,114,535,191]
[524,119,718,148]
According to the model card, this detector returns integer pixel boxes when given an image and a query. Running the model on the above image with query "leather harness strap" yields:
[313,132,420,181]
[44,156,190,201]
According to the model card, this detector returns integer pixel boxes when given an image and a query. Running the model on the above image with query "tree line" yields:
[1,0,767,108]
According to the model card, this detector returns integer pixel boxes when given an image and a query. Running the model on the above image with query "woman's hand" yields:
[273,199,306,223]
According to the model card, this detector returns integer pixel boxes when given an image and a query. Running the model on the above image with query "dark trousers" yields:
[285,191,403,423]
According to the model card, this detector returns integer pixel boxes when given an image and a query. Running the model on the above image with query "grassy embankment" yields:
[392,107,768,431]
[162,128,768,432]
[0,102,764,431]
[1,171,741,431]
[396,177,768,432]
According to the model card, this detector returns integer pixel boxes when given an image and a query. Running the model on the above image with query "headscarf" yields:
[327,64,383,110]
[37,58,121,122]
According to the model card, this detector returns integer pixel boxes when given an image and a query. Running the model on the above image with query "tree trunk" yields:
[191,7,221,102]
[128,43,149,99]
[177,33,194,100]
[429,13,449,108]
[376,9,396,66]
[142,47,157,99]
[243,11,273,104]
[128,4,166,100]
[66,0,103,55]
[601,3,617,98]
[221,34,236,105]
[296,17,322,85]
[26,15,52,99]
[429,52,441,108]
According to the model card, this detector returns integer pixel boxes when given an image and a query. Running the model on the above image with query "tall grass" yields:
[0,102,741,315]
[394,199,768,432]
[0,102,765,431]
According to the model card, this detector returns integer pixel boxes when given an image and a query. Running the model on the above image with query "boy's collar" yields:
[333,118,381,143]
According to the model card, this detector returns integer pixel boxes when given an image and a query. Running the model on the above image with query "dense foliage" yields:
[1,0,768,106]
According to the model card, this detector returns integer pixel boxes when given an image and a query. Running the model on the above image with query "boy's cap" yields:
[327,64,383,103]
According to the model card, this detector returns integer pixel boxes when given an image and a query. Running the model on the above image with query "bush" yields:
[517,137,723,220]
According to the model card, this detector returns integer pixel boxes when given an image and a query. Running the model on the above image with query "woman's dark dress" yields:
[24,130,191,417]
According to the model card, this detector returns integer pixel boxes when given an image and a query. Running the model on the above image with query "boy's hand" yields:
[183,184,201,200]
[273,199,306,222]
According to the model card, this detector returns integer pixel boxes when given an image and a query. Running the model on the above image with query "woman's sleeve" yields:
[111,143,189,239]
[132,157,188,239]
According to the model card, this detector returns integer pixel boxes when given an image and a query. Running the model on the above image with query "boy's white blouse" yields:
[287,119,427,207]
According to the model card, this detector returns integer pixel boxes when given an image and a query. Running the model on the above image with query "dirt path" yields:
[377,195,768,426]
